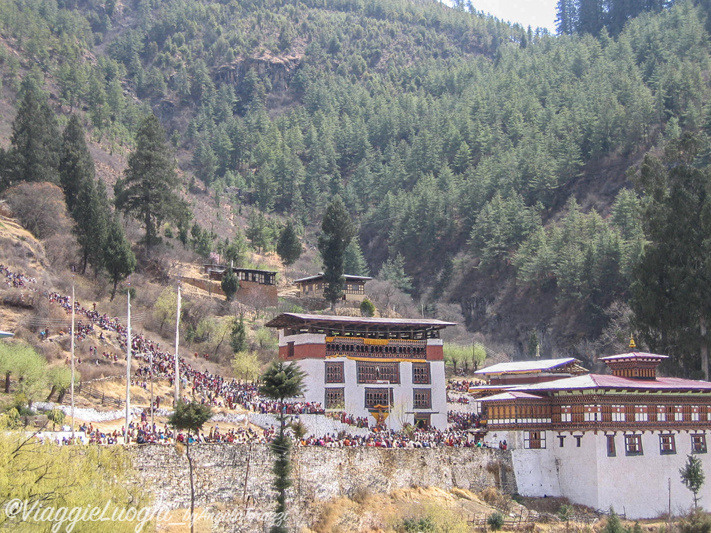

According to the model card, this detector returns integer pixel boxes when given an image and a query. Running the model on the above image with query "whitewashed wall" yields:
[294,356,447,430]
[509,429,711,518]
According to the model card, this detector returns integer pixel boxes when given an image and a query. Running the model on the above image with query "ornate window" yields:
[325,362,344,383]
[611,405,626,422]
[524,431,545,449]
[691,406,700,422]
[584,405,601,422]
[325,388,345,409]
[674,405,684,422]
[624,434,643,456]
[357,361,400,384]
[657,405,667,422]
[364,388,393,409]
[634,405,648,422]
[659,434,676,455]
[413,389,432,410]
[691,434,707,454]
[412,363,431,384]
[560,405,572,423]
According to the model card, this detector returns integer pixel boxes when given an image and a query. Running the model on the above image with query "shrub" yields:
[487,512,505,531]
[402,517,435,532]
[678,509,711,533]
[360,297,376,317]
[602,508,625,533]
[558,504,573,522]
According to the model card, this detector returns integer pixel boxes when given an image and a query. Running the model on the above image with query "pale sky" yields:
[469,0,558,32]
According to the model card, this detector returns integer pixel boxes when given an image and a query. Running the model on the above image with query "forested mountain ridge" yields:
[1,0,711,374]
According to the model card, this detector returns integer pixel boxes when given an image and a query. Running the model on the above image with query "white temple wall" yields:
[507,429,711,519]
[595,431,711,518]
[293,357,447,430]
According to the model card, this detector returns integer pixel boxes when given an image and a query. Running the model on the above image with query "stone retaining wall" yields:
[130,444,515,530]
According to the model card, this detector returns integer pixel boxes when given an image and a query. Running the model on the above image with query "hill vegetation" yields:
[1,0,711,375]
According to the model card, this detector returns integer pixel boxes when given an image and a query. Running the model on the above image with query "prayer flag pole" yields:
[70,282,75,439]
[124,283,131,445]
[174,279,181,405]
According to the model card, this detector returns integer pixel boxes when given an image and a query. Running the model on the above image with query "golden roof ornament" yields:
[629,336,637,350]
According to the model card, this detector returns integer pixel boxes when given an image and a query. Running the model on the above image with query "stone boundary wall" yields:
[130,444,516,513]
[182,277,278,306]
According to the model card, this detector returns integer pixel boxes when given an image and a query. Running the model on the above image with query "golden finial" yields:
[629,336,637,350]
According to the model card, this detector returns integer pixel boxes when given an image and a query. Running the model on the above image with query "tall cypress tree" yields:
[259,361,305,533]
[556,0,578,35]
[114,113,184,250]
[344,239,370,277]
[318,196,355,310]
[104,215,137,300]
[73,177,110,275]
[631,133,711,380]
[59,115,94,214]
[7,77,61,188]
[276,221,302,271]
[578,0,605,35]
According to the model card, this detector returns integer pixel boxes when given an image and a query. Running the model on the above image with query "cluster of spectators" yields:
[0,264,36,288]
[447,411,482,430]
[1,265,496,449]
[298,428,481,448]
[334,412,370,428]
[447,379,475,393]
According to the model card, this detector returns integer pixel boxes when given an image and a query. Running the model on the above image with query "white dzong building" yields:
[265,313,455,430]
[479,349,711,518]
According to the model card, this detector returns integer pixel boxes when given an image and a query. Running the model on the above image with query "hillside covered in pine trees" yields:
[1,0,711,376]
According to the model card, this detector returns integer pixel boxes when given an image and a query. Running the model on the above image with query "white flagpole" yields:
[150,349,154,429]
[174,280,181,405]
[70,282,75,439]
[124,285,131,445]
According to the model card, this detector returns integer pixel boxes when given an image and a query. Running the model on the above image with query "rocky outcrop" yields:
[214,54,301,93]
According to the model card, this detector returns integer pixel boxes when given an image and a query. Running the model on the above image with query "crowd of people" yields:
[297,428,484,448]
[3,264,495,449]
[447,379,476,393]
[447,411,482,430]
[331,412,370,428]
[0,264,36,288]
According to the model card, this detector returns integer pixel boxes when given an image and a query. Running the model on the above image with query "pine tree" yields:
[680,454,706,509]
[60,115,95,216]
[7,77,61,189]
[379,253,413,293]
[104,215,136,300]
[114,114,184,250]
[276,221,302,272]
[73,177,110,275]
[344,239,370,277]
[223,230,248,267]
[318,196,356,309]
[230,314,247,353]
[631,133,711,379]
[168,401,212,533]
[221,268,239,300]
[259,361,305,533]
[245,211,271,253]
[556,0,578,34]
[578,0,605,35]
[192,138,217,185]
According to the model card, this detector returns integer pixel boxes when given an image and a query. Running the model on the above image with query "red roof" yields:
[599,352,668,362]
[265,313,456,330]
[510,373,711,393]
